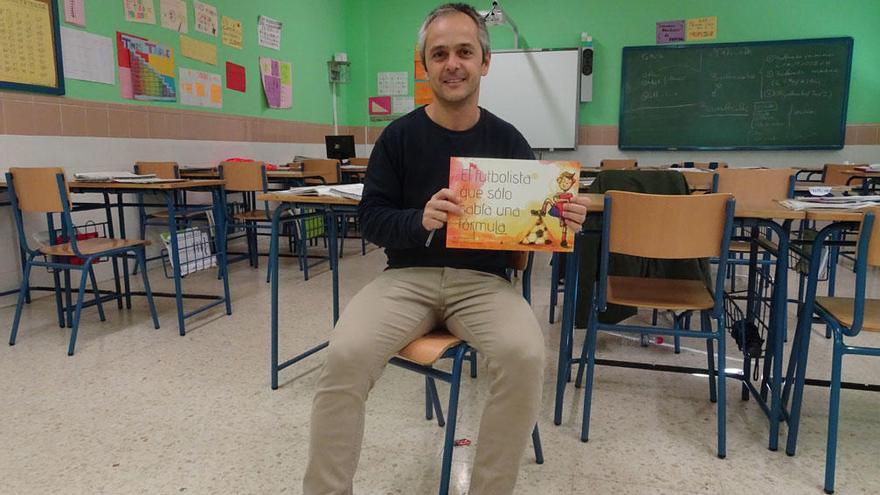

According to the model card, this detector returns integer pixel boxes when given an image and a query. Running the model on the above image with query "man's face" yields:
[423,12,490,107]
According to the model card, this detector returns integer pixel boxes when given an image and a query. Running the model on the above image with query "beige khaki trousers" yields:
[303,267,545,495]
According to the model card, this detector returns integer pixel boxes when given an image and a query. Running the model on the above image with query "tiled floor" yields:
[0,243,878,494]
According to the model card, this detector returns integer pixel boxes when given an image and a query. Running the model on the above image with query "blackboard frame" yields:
[0,0,66,96]
[618,37,853,151]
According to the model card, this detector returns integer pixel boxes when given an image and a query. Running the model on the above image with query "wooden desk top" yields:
[180,169,324,180]
[842,170,880,177]
[804,209,865,222]
[256,192,359,206]
[581,192,807,220]
[69,179,226,190]
[794,182,857,193]
[340,165,368,172]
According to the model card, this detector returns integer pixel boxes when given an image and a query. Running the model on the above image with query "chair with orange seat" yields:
[784,207,879,494]
[388,252,544,495]
[571,191,735,457]
[6,167,159,355]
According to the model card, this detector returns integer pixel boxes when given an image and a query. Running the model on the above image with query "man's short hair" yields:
[417,3,490,68]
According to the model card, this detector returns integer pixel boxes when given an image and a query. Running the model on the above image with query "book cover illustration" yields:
[446,157,582,252]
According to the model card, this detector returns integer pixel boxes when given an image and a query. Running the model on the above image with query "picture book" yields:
[446,157,582,252]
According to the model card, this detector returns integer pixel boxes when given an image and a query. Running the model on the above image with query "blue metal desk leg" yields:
[116,192,132,309]
[103,192,123,309]
[270,205,284,390]
[213,188,232,315]
[165,191,186,335]
[327,207,340,325]
[767,222,790,451]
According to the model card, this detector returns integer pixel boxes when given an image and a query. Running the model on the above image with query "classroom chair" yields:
[302,158,340,185]
[783,207,878,494]
[388,252,543,495]
[6,168,159,355]
[675,161,729,170]
[133,161,212,273]
[680,169,716,192]
[599,159,638,170]
[219,161,307,279]
[573,191,734,457]
[821,163,868,188]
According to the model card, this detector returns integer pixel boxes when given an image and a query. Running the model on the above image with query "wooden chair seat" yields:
[40,238,150,257]
[397,329,462,366]
[147,209,209,219]
[606,275,715,311]
[233,209,293,222]
[816,297,880,332]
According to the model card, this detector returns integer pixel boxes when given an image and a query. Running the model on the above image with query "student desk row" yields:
[255,192,358,389]
[561,194,865,453]
[1,179,232,335]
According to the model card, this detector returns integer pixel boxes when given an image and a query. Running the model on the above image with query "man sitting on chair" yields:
[303,4,589,494]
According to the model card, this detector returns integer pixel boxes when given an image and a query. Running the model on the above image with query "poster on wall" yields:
[160,0,187,33]
[179,67,222,108]
[180,34,217,65]
[221,16,242,49]
[61,27,115,85]
[193,0,218,36]
[225,61,245,92]
[0,0,65,94]
[117,32,176,101]
[257,15,282,50]
[64,0,86,27]
[687,16,717,41]
[378,71,408,96]
[123,0,155,24]
[656,20,685,44]
[259,57,292,108]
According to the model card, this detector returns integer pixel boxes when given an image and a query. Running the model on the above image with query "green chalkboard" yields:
[619,37,853,150]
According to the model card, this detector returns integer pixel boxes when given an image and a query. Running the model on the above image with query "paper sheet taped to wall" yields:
[0,0,58,88]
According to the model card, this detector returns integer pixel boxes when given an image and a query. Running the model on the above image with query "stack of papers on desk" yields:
[286,183,363,200]
[780,196,880,210]
[854,164,880,172]
[74,171,154,181]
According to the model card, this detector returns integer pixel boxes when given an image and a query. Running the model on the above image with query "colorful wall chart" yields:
[123,0,155,24]
[259,57,291,108]
[0,0,62,92]
[116,32,176,101]
[159,0,187,33]
[179,67,221,108]
[193,0,217,36]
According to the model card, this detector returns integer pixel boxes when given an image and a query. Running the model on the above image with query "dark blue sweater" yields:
[359,106,534,278]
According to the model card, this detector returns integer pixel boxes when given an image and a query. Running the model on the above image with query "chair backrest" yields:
[606,191,733,259]
[713,167,795,211]
[680,170,716,192]
[823,163,866,186]
[600,159,637,170]
[134,161,180,179]
[348,157,369,166]
[8,167,67,213]
[219,161,267,192]
[303,159,340,184]
[679,161,729,170]
[864,207,880,268]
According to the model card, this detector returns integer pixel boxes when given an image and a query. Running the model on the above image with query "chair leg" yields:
[575,306,597,389]
[715,314,727,459]
[52,265,65,328]
[426,377,445,427]
[138,249,160,329]
[531,424,544,464]
[67,262,93,356]
[438,348,465,495]
[88,266,106,322]
[580,308,600,442]
[9,256,35,346]
[469,349,477,378]
[702,311,717,403]
[824,334,844,494]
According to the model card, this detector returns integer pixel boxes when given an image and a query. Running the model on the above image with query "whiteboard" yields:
[479,49,580,150]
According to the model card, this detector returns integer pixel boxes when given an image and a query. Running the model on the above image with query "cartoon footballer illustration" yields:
[530,171,577,247]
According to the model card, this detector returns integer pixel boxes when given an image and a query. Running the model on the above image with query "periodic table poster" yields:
[0,0,65,94]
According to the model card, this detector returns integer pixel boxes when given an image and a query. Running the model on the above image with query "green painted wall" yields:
[343,0,880,127]
[61,0,350,125]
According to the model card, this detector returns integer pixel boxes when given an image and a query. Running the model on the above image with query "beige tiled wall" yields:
[0,91,363,145]
[2,91,878,147]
